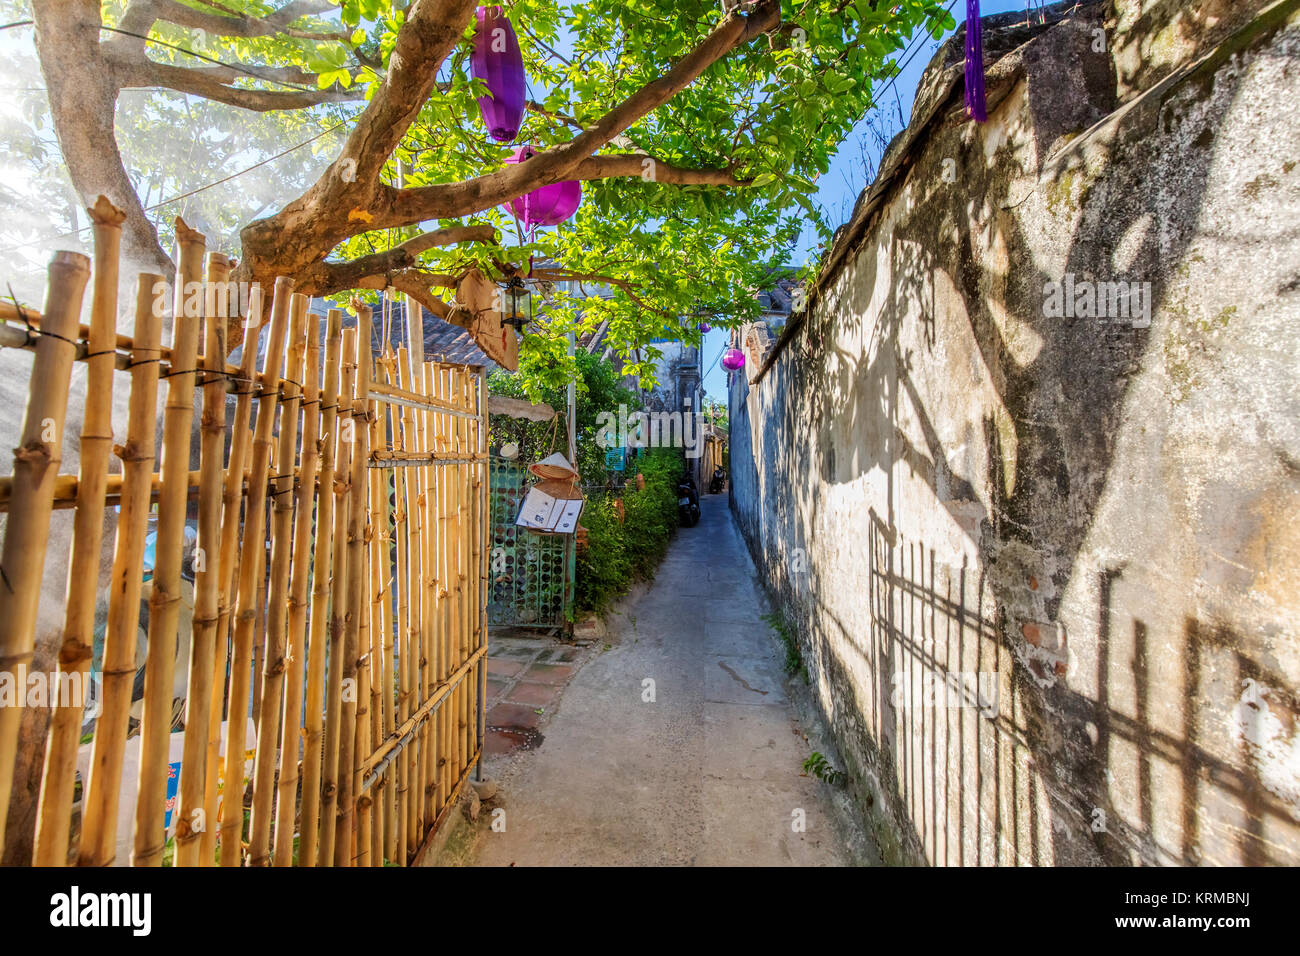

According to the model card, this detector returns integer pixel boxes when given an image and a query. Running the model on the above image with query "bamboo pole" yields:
[335,305,371,865]
[273,308,321,867]
[298,309,342,867]
[420,362,437,828]
[77,274,162,867]
[416,361,436,839]
[0,250,87,858]
[374,370,397,866]
[32,200,123,866]
[473,369,488,774]
[173,251,231,867]
[133,221,205,867]
[433,364,451,816]
[394,348,422,856]
[249,294,308,865]
[201,284,265,865]
[220,277,293,866]
[387,357,412,860]
[365,385,388,864]
[319,328,356,867]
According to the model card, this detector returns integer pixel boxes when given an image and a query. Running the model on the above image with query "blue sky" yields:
[700,0,1036,402]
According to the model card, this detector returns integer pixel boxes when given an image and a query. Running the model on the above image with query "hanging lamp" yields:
[964,0,987,123]
[721,348,745,371]
[471,6,526,142]
[503,145,582,232]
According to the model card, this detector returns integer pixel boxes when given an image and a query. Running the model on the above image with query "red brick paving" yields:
[487,701,545,731]
[505,680,562,708]
[519,662,573,685]
[486,658,526,678]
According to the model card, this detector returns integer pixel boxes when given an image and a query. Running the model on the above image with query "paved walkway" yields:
[465,493,861,866]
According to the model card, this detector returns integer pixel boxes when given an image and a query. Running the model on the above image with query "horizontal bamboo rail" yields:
[0,208,489,867]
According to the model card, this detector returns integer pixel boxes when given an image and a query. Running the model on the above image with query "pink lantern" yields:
[721,348,745,371]
[503,146,581,229]
[472,6,526,143]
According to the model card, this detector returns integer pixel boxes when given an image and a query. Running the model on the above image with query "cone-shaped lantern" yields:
[472,6,526,142]
[504,146,582,228]
[721,348,745,371]
[964,0,986,122]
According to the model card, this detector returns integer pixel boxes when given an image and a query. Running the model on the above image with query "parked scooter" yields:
[708,466,726,494]
[677,473,701,527]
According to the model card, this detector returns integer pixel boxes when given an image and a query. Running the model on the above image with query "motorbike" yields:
[708,466,726,494]
[677,473,701,527]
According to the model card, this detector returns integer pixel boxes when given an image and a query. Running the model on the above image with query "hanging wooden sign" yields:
[450,266,519,371]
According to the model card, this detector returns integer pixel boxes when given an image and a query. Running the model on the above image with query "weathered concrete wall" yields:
[730,0,1300,865]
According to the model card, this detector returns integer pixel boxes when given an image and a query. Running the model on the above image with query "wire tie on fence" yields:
[126,355,163,369]
[160,365,200,379]
[0,565,11,594]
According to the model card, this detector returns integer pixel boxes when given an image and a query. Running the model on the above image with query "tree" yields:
[24,0,955,370]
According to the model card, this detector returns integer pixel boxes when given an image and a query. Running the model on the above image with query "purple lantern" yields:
[472,6,526,143]
[721,348,745,372]
[698,322,712,333]
[964,0,986,123]
[503,146,581,229]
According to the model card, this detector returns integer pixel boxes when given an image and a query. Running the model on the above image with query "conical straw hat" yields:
[528,452,579,481]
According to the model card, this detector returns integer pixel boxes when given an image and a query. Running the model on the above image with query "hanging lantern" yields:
[471,6,526,143]
[503,146,582,228]
[502,275,531,329]
[698,322,712,333]
[964,0,987,123]
[721,348,745,371]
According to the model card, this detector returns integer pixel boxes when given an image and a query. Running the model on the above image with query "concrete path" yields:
[468,493,862,866]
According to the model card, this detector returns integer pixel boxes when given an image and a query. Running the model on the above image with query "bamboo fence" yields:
[0,205,488,866]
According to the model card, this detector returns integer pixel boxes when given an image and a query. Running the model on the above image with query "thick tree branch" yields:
[116,0,336,44]
[125,61,365,110]
[372,0,780,229]
[572,154,749,186]
[296,224,496,295]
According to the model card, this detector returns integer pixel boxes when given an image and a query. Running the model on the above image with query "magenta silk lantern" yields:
[504,146,582,228]
[721,348,745,371]
[472,6,526,143]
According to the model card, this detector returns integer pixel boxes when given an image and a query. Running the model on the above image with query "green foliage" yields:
[575,448,683,614]
[6,0,960,354]
[763,610,807,682]
[802,751,847,787]
[489,348,641,485]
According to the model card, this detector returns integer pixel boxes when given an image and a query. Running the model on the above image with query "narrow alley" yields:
[453,495,868,867]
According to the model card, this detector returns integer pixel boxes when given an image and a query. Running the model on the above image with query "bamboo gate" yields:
[0,206,488,866]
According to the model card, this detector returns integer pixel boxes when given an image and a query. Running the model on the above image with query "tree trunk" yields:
[32,0,173,281]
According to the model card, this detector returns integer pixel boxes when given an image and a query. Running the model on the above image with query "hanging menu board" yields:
[516,485,585,533]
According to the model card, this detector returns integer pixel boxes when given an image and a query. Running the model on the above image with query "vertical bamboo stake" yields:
[249,294,308,865]
[32,200,123,865]
[319,328,356,868]
[335,303,371,865]
[133,220,204,867]
[373,369,397,866]
[420,361,438,832]
[394,348,422,852]
[477,369,489,772]
[273,308,321,867]
[220,276,293,866]
[366,390,388,865]
[299,309,342,868]
[173,251,231,867]
[0,250,87,858]
[77,274,161,867]
[433,364,451,815]
[201,284,265,865]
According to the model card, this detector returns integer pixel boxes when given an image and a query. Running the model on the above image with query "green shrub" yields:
[575,448,684,614]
